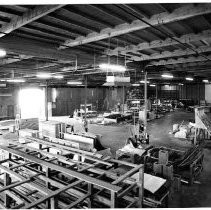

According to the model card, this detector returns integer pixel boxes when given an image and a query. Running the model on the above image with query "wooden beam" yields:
[0,5,65,38]
[129,45,211,62]
[0,145,121,192]
[112,164,143,185]
[90,5,131,23]
[59,4,211,49]
[106,30,211,56]
[0,35,93,63]
[149,54,211,66]
[23,180,82,209]
[65,193,90,209]
[0,55,33,66]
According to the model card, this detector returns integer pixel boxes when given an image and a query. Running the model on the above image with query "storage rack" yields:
[0,137,144,209]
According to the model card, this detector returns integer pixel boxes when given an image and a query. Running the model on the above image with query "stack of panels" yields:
[39,120,66,138]
[20,118,39,130]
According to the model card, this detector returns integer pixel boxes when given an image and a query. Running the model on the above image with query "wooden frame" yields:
[0,139,144,209]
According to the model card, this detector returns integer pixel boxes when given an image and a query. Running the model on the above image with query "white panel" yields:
[205,84,211,103]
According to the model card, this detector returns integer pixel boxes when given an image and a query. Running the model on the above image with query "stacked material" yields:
[19,129,39,143]
[39,120,66,138]
[0,120,15,130]
[20,118,39,130]
[63,133,95,151]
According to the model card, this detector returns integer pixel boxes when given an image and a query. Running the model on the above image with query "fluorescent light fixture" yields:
[67,81,83,85]
[0,79,6,82]
[106,76,130,83]
[0,49,6,57]
[132,83,140,86]
[150,84,156,87]
[178,83,184,86]
[53,75,63,79]
[7,79,25,83]
[203,79,209,83]
[140,80,149,84]
[36,73,52,79]
[99,63,126,72]
[161,73,173,78]
[186,77,193,81]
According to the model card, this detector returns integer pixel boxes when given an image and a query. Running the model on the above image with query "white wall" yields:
[205,84,211,104]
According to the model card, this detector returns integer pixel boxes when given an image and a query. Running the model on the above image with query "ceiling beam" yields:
[149,54,211,66]
[90,5,131,24]
[128,45,211,62]
[0,5,65,38]
[0,55,33,65]
[0,35,94,64]
[59,4,211,49]
[106,30,211,56]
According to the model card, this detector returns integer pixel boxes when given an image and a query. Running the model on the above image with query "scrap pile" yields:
[145,146,204,185]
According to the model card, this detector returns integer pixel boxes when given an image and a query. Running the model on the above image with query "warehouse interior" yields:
[0,2,211,208]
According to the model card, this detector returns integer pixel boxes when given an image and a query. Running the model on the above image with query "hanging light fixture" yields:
[161,72,173,78]
[0,49,6,58]
[7,79,25,83]
[37,73,52,79]
[150,84,156,87]
[99,63,126,72]
[67,80,83,85]
[185,76,194,81]
[140,80,149,84]
[53,75,64,79]
[203,79,209,83]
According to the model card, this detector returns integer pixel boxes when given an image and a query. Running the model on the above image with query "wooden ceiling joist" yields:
[0,5,65,38]
[106,30,211,56]
[59,4,211,49]
[0,35,93,63]
[128,45,211,62]
[0,55,33,66]
[150,54,211,66]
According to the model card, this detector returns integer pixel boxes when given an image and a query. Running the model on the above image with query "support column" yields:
[4,173,11,208]
[144,70,148,141]
[137,166,144,207]
[110,191,117,208]
[45,81,48,121]
[156,83,158,118]
[84,75,87,122]
[46,167,51,208]
[87,183,93,208]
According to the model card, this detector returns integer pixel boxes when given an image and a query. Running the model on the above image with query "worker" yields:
[84,118,88,132]
[15,113,21,136]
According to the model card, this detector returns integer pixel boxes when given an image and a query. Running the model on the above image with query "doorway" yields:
[18,88,45,119]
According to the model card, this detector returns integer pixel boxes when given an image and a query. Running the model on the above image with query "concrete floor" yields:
[1,110,211,207]
[88,110,211,207]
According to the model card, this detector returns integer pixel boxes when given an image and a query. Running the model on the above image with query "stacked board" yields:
[39,120,66,138]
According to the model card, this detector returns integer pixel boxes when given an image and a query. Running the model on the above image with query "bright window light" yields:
[53,75,63,79]
[140,80,149,83]
[0,49,6,57]
[99,63,126,72]
[186,77,193,81]
[18,88,45,119]
[161,73,173,78]
[7,79,25,83]
[203,79,209,83]
[37,73,52,79]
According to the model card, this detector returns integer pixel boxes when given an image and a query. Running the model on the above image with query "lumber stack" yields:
[39,120,66,138]
[19,118,39,130]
